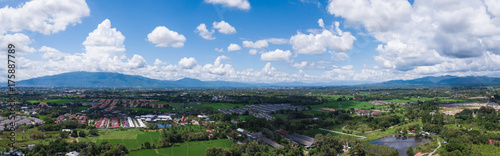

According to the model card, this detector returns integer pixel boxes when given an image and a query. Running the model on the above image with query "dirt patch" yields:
[439,102,500,115]
[320,108,336,112]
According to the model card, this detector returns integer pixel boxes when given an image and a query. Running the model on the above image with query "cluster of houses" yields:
[353,108,381,116]
[0,116,43,131]
[135,114,173,122]
[95,116,147,129]
[87,99,163,112]
[228,127,316,149]
[219,104,303,120]
[55,113,87,125]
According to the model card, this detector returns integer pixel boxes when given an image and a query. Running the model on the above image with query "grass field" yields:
[27,99,82,104]
[77,106,90,111]
[124,107,175,112]
[86,126,208,150]
[37,115,47,120]
[185,103,244,110]
[96,132,162,149]
[0,126,59,148]
[238,115,253,120]
[87,129,161,149]
[385,97,481,104]
[310,101,385,110]
[307,94,355,100]
[151,101,170,105]
[270,113,286,118]
[127,139,234,156]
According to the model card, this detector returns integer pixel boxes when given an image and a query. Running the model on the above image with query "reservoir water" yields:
[370,135,431,156]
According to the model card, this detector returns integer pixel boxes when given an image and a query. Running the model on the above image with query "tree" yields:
[79,131,86,137]
[407,146,414,156]
[89,129,99,136]
[71,130,78,137]
[59,132,68,138]
[350,141,365,156]
[205,147,232,156]
[144,142,151,149]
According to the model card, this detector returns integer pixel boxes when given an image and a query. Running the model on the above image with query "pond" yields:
[370,135,432,156]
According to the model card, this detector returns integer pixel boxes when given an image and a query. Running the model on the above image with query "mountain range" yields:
[14,71,500,88]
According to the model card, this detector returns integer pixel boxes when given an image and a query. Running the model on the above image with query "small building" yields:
[371,111,381,116]
[39,102,48,107]
[65,151,80,156]
[276,129,289,136]
[28,144,35,151]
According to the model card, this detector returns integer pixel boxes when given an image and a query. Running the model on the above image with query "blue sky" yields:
[1,0,500,83]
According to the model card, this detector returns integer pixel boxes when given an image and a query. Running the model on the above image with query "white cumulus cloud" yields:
[327,0,500,75]
[243,40,269,49]
[154,59,167,66]
[213,21,236,34]
[178,57,198,69]
[0,0,90,35]
[83,19,126,59]
[227,43,241,52]
[261,49,292,61]
[195,23,215,40]
[290,23,355,55]
[147,26,186,47]
[318,19,325,28]
[204,0,250,10]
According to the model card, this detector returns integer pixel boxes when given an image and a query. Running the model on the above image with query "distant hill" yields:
[380,75,500,86]
[15,72,500,88]
[17,72,255,88]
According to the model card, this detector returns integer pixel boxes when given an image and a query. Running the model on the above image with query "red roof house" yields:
[277,129,289,136]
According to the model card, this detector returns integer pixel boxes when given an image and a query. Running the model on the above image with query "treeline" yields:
[205,140,304,156]
[24,139,128,156]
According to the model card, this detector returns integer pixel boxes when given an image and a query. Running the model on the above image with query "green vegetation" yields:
[310,101,385,110]
[128,139,234,156]
[27,99,81,104]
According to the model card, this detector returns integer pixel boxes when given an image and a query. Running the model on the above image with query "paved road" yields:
[318,128,367,139]
[428,138,441,156]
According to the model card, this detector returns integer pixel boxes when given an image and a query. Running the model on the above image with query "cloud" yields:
[39,46,67,60]
[327,0,500,74]
[261,63,277,76]
[147,26,186,47]
[327,0,411,32]
[154,58,167,66]
[331,52,349,61]
[203,55,233,75]
[265,38,289,44]
[195,23,215,40]
[0,0,89,35]
[291,61,308,69]
[215,48,224,52]
[261,49,292,61]
[83,19,126,59]
[204,0,250,10]
[242,40,269,49]
[248,49,258,55]
[290,23,356,55]
[127,54,147,69]
[0,33,36,54]
[213,21,236,34]
[290,60,330,70]
[227,43,241,51]
[318,19,324,28]
[178,57,198,69]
